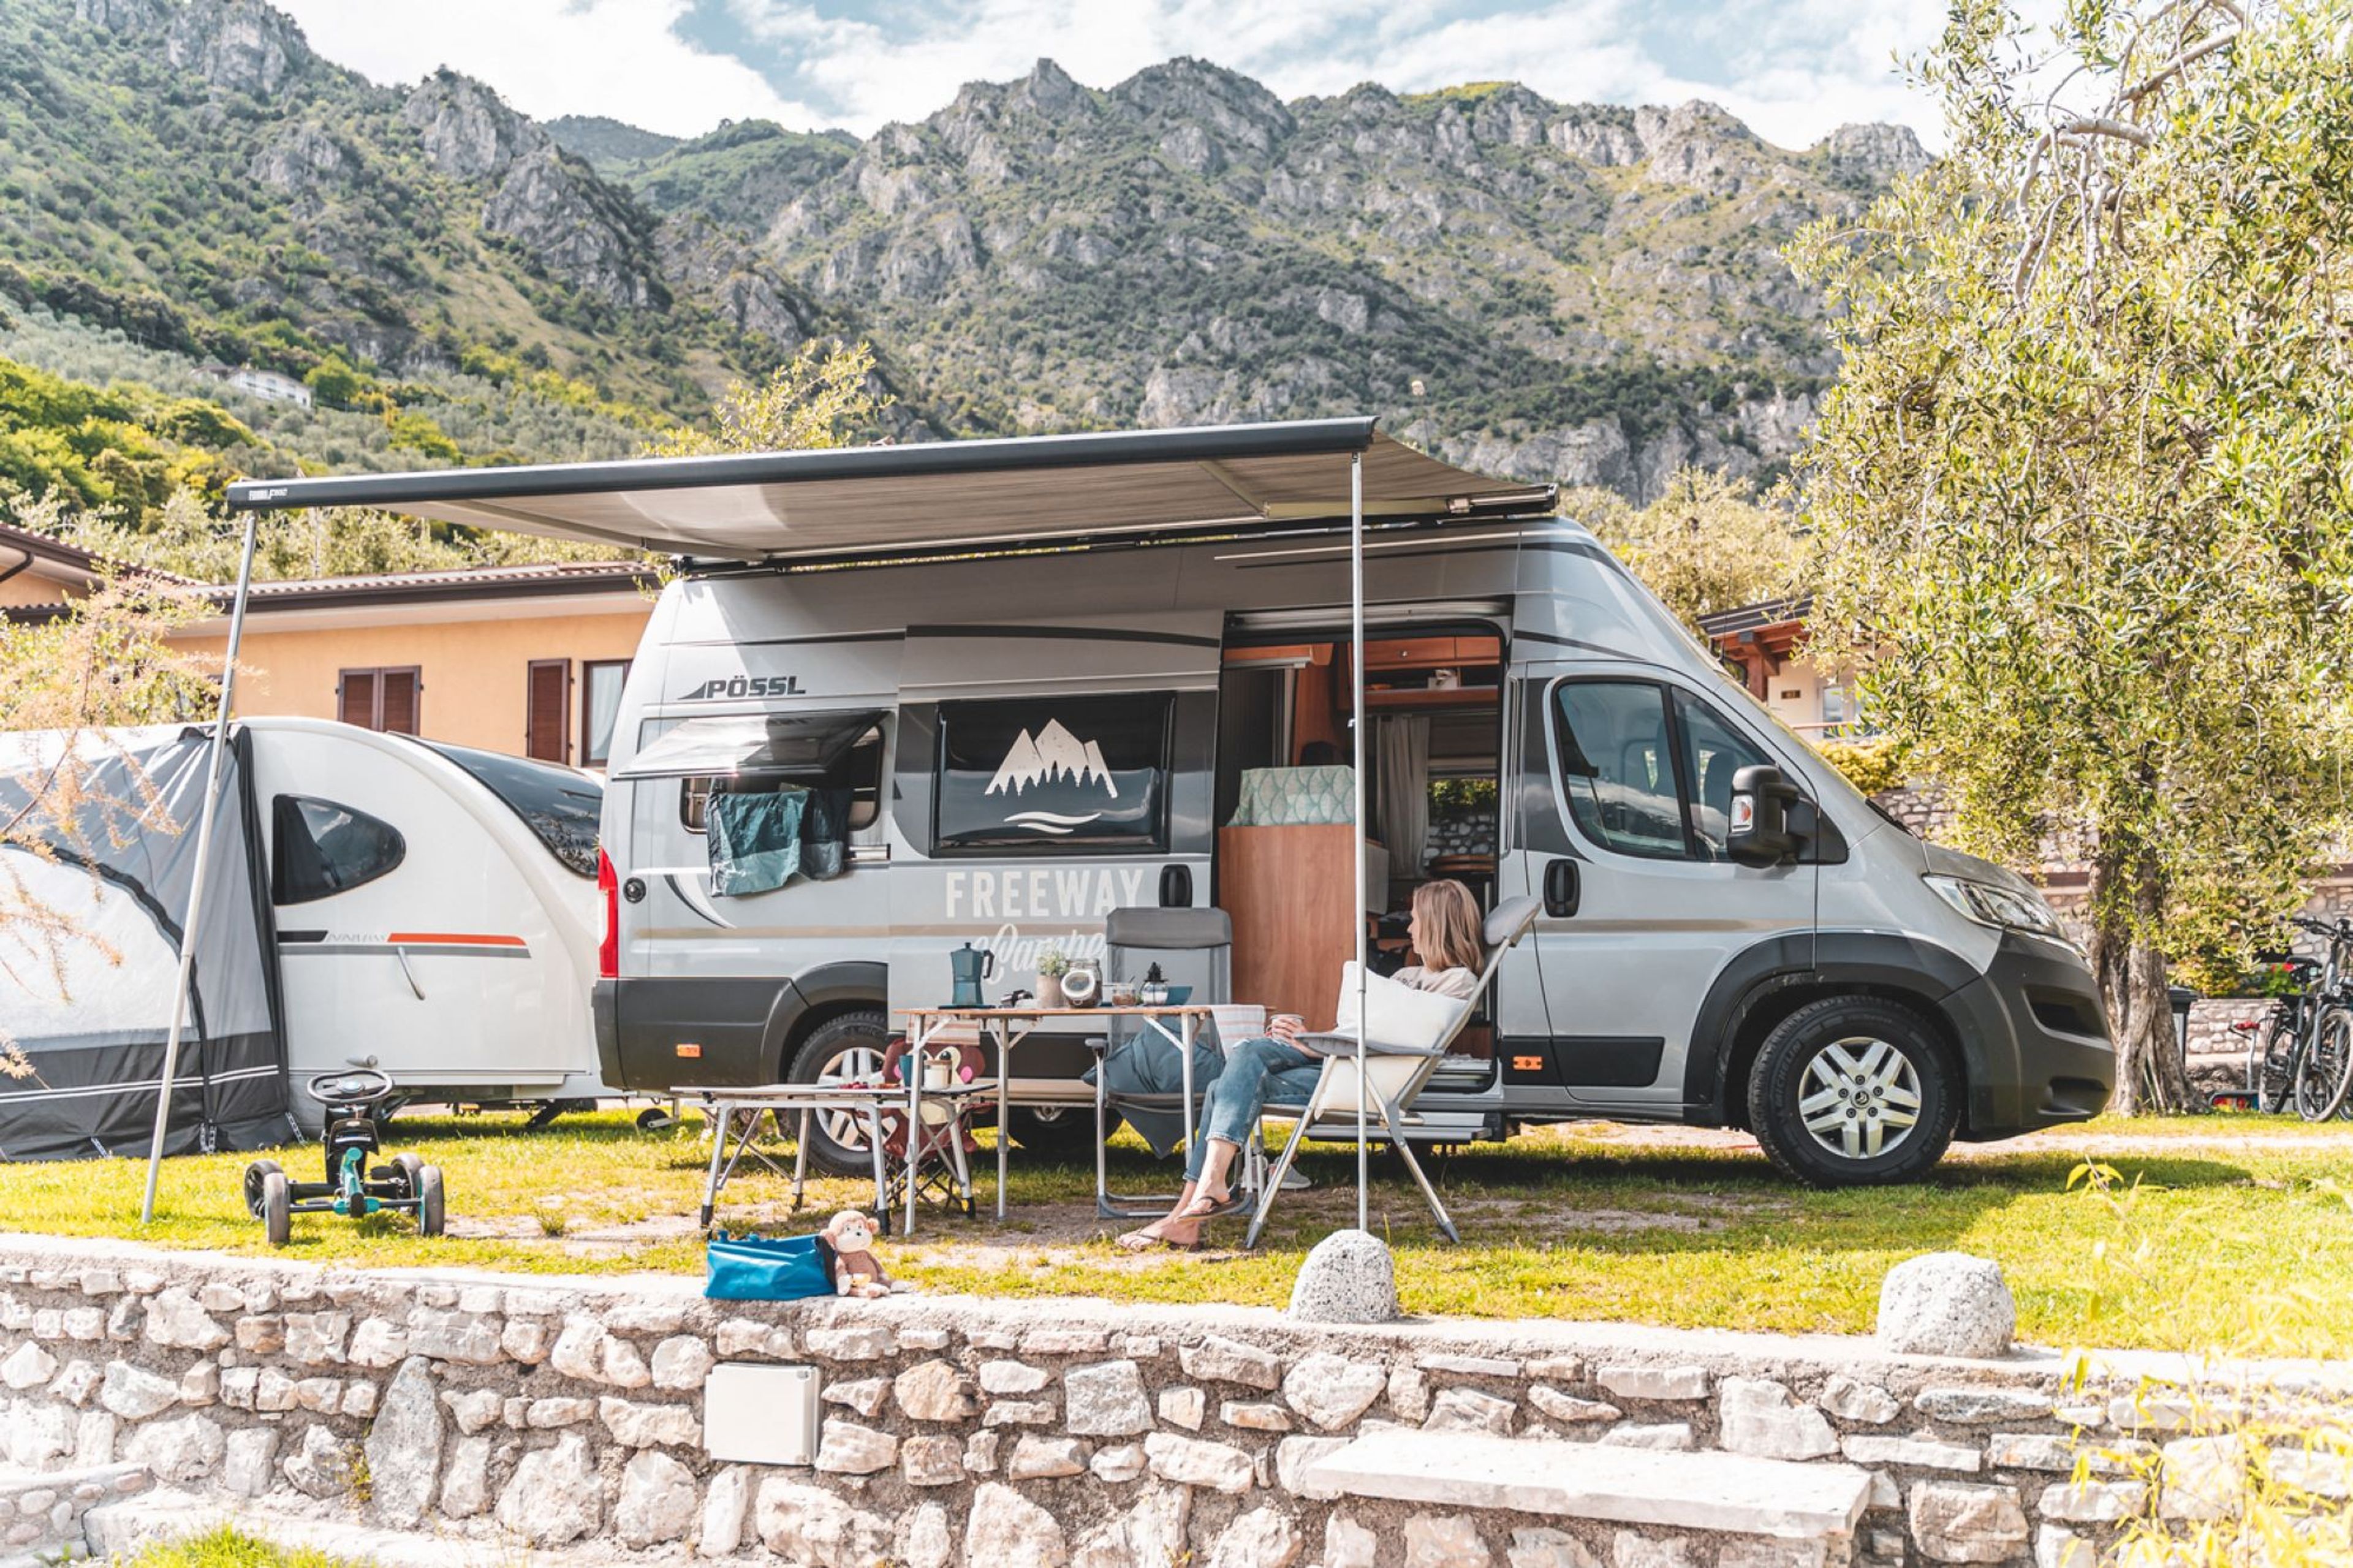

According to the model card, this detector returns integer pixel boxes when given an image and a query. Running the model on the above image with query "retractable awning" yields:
[225,419,1556,564]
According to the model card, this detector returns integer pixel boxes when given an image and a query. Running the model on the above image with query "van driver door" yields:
[1519,665,1816,1113]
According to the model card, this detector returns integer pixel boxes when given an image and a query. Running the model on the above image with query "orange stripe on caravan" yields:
[387,933,528,947]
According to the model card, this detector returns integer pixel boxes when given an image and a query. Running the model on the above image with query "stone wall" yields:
[0,1237,2346,1567]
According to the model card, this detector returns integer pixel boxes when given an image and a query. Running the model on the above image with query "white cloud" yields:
[271,0,813,137]
[719,0,1944,146]
[273,0,1949,149]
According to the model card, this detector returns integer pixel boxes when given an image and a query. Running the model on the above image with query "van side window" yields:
[271,795,406,905]
[1673,690,1773,860]
[681,724,884,835]
[935,694,1173,854]
[1550,682,1686,860]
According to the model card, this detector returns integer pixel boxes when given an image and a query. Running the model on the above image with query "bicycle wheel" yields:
[2257,1015,2300,1113]
[2292,1006,2353,1121]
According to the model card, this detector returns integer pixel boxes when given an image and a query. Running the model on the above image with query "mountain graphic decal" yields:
[985,719,1118,833]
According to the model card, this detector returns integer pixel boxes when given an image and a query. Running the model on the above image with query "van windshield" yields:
[419,741,601,877]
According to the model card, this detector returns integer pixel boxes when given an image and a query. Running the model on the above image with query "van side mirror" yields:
[1727,765,1804,867]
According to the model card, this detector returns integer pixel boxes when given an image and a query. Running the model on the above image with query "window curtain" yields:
[1376,714,1430,874]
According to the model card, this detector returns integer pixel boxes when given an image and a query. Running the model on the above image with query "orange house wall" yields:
[176,608,652,762]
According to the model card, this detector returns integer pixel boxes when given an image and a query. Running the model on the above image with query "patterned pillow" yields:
[1227,765,1355,826]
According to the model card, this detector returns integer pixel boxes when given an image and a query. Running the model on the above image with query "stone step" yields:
[1301,1428,1872,1542]
[83,1490,618,1567]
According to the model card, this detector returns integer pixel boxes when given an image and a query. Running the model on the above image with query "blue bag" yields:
[704,1230,838,1301]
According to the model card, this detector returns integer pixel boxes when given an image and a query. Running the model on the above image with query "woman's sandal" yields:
[1174,1186,1232,1221]
[1113,1226,1165,1253]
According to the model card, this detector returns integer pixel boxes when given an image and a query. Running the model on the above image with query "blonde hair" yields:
[1411,880,1483,974]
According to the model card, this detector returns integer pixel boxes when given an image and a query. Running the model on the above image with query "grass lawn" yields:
[7,1108,2351,1355]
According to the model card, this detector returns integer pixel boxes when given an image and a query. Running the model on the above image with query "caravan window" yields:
[935,694,1172,854]
[272,796,406,904]
[681,724,885,835]
[419,741,602,877]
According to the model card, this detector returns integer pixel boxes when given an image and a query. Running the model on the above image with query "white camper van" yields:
[227,420,2115,1187]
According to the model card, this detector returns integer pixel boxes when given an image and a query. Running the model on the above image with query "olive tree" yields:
[1790,0,2353,1112]
[1577,468,1813,635]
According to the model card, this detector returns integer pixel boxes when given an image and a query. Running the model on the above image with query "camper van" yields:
[589,519,2114,1189]
[0,717,610,1155]
[224,420,2115,1188]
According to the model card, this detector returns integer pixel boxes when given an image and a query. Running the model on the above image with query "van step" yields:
[1299,1428,1871,1542]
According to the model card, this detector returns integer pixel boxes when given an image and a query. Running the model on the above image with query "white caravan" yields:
[249,718,610,1121]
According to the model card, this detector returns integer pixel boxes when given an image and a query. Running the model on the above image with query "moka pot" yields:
[950,942,995,1007]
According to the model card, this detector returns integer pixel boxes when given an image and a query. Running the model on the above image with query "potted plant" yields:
[1036,947,1070,1009]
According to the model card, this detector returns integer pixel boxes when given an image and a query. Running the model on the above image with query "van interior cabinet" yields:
[1219,823,1376,1031]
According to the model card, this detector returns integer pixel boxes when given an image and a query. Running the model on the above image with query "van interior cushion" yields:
[617,710,884,780]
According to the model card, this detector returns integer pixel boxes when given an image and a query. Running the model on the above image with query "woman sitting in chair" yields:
[1117,878,1482,1252]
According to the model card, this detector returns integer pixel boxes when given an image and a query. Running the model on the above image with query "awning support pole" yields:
[141,510,259,1225]
[1350,452,1368,1234]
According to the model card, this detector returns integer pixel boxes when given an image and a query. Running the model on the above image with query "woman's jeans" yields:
[1186,1036,1323,1181]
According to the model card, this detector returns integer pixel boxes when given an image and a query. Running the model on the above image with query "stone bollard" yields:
[1287,1229,1400,1324]
[1876,1251,2015,1357]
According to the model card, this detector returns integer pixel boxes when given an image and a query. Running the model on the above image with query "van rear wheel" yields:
[1746,996,1958,1187]
[787,1010,893,1176]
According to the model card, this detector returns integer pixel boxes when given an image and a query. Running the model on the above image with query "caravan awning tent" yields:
[227,419,1556,564]
[0,725,292,1161]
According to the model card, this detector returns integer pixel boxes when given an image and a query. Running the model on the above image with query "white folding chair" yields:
[1243,896,1541,1248]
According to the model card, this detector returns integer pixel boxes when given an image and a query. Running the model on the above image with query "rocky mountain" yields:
[3,0,1930,497]
[0,0,821,426]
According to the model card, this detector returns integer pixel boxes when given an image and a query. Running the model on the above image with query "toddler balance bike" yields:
[242,1069,445,1246]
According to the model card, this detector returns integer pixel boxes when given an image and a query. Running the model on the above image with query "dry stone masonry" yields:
[0,1238,2343,1566]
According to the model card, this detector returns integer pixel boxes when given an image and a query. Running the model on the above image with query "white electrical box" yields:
[705,1362,820,1465]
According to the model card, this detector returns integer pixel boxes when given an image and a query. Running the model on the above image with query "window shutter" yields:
[380,670,420,735]
[339,669,377,729]
[526,661,569,762]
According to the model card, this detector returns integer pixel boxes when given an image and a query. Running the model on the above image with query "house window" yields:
[1821,681,1853,729]
[526,659,571,763]
[934,694,1172,854]
[581,660,631,769]
[271,795,406,905]
[338,667,420,735]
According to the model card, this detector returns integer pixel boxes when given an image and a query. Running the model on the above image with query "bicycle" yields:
[2246,916,2353,1121]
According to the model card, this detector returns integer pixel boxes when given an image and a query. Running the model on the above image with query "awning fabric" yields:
[616,711,885,780]
[225,419,1556,566]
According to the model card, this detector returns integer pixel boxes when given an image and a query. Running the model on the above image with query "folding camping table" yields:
[680,1076,998,1234]
[900,1005,1214,1223]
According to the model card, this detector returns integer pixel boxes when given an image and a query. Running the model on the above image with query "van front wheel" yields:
[787,1009,893,1176]
[1746,997,1958,1187]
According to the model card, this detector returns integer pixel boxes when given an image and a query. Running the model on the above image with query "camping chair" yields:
[1243,895,1541,1249]
[1088,906,1233,1218]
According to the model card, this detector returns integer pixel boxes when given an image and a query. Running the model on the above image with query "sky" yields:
[272,0,1949,151]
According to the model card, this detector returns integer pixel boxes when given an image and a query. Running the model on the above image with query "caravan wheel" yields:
[787,1010,892,1176]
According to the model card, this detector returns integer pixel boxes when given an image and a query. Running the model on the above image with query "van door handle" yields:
[1544,860,1580,918]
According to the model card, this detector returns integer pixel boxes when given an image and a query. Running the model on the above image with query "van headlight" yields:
[1924,874,2069,942]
